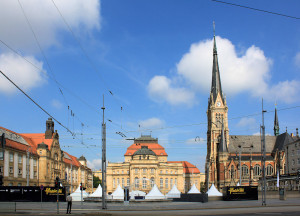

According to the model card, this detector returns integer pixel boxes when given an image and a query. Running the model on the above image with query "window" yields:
[113,171,115,174]
[175,178,177,186]
[122,170,124,174]
[117,178,120,186]
[195,180,198,186]
[0,152,3,160]
[292,150,294,156]
[9,153,13,162]
[39,150,42,154]
[122,178,124,188]
[170,178,173,187]
[134,177,139,188]
[241,165,249,177]
[166,170,168,174]
[113,178,115,188]
[165,178,168,189]
[292,160,295,166]
[142,177,147,189]
[18,168,22,175]
[151,168,154,174]
[127,170,129,174]
[18,183,22,186]
[175,171,177,174]
[0,166,3,174]
[254,165,261,176]
[297,149,300,155]
[230,165,235,179]
[135,169,138,174]
[266,165,274,176]
[160,170,163,174]
[160,178,163,189]
[150,177,155,188]
[127,178,130,186]
[33,159,37,167]
[34,171,37,177]
[143,168,146,174]
[171,170,173,174]
[18,155,22,164]
[298,158,300,165]
[9,166,13,174]
[117,171,119,174]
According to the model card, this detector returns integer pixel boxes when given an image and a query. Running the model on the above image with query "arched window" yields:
[150,177,155,188]
[266,165,274,176]
[134,177,139,188]
[241,165,249,177]
[160,178,163,189]
[230,165,235,179]
[165,178,168,189]
[254,165,261,176]
[170,178,173,187]
[142,177,147,189]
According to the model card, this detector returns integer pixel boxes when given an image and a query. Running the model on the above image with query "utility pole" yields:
[261,98,267,206]
[70,164,73,193]
[26,150,30,186]
[238,145,242,186]
[101,95,107,209]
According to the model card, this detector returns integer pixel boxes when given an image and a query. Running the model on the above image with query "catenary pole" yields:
[102,95,107,209]
[261,98,267,206]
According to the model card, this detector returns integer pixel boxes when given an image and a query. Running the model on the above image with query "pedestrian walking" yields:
[66,193,72,214]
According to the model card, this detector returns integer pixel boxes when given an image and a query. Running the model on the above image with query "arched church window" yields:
[230,165,235,179]
[241,165,249,177]
[266,165,274,176]
[254,165,261,176]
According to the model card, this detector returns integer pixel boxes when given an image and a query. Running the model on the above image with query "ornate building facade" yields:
[0,118,92,193]
[205,31,298,191]
[106,135,202,194]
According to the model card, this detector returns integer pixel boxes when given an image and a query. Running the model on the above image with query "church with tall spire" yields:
[205,23,298,190]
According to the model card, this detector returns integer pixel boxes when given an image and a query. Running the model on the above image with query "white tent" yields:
[166,184,181,198]
[187,184,201,194]
[145,184,165,200]
[237,182,240,186]
[89,184,102,197]
[111,184,124,200]
[70,186,89,201]
[207,184,222,197]
[129,190,146,197]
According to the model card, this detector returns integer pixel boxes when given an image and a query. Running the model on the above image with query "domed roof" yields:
[133,146,156,156]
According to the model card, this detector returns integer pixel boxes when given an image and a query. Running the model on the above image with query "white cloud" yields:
[177,36,272,96]
[139,117,165,129]
[0,52,46,94]
[236,117,256,128]
[0,0,101,53]
[87,158,102,170]
[147,75,195,106]
[51,99,63,109]
[148,36,300,105]
[295,52,300,68]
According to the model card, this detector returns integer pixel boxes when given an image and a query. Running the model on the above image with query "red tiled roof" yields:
[168,161,200,174]
[125,142,168,156]
[21,133,53,151]
[63,151,80,167]
[0,126,39,155]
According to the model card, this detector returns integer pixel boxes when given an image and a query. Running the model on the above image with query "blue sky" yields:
[0,0,299,172]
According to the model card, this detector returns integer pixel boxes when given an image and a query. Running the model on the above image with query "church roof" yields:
[273,132,297,153]
[228,135,276,153]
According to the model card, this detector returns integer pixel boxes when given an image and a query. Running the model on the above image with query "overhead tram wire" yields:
[0,39,101,116]
[211,0,300,20]
[0,70,73,136]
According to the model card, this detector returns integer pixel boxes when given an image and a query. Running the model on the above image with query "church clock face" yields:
[217,101,221,107]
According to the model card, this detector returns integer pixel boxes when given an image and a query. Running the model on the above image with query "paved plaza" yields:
[0,198,300,215]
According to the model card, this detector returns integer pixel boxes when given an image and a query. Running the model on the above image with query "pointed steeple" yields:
[219,119,227,152]
[274,105,279,136]
[210,22,224,104]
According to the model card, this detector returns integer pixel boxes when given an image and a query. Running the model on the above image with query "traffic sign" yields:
[40,185,44,190]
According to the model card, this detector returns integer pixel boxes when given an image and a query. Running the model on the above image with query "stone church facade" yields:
[205,32,298,191]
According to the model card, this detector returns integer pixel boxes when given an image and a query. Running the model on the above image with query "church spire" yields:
[274,105,279,136]
[210,22,224,104]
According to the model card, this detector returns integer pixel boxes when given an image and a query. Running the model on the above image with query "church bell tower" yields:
[205,23,229,190]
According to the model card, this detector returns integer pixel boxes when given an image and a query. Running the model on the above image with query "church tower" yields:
[274,106,280,136]
[205,24,229,190]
